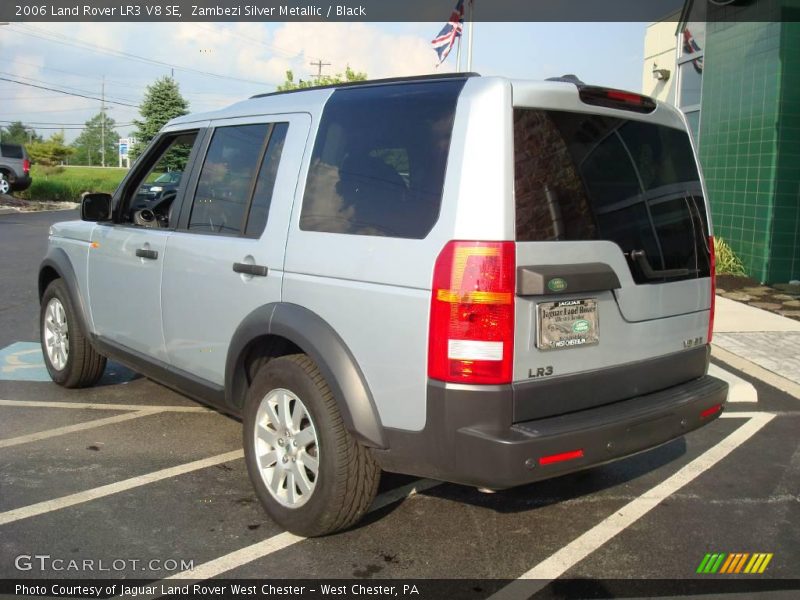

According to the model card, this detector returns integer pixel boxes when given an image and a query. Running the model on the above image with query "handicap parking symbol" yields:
[0,341,136,383]
[0,342,51,381]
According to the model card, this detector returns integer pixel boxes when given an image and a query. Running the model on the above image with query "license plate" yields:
[536,298,599,351]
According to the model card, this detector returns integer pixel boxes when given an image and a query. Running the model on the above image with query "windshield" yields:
[514,109,710,284]
[154,171,181,184]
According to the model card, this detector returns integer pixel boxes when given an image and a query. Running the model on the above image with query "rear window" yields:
[514,109,710,283]
[299,80,465,239]
[1,143,24,159]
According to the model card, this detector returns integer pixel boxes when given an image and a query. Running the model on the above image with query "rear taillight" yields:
[23,158,30,174]
[708,235,716,344]
[428,241,515,385]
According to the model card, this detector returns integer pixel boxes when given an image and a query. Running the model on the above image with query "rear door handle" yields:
[135,248,158,260]
[233,262,268,277]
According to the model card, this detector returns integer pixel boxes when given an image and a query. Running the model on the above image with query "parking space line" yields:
[708,364,758,403]
[165,479,441,581]
[489,412,775,600]
[0,399,212,413]
[712,345,800,399]
[0,450,243,527]
[0,409,161,448]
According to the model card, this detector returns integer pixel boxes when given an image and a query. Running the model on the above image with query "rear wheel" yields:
[40,279,107,388]
[243,354,380,536]
[0,173,10,195]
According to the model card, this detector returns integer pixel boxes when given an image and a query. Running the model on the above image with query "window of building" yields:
[677,22,705,142]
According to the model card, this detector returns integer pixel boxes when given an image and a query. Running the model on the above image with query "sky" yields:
[0,21,648,146]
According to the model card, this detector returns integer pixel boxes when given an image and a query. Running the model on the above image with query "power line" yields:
[8,24,278,87]
[0,76,139,107]
[0,70,139,104]
[0,119,133,126]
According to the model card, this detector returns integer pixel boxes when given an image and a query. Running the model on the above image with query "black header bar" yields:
[1,0,796,23]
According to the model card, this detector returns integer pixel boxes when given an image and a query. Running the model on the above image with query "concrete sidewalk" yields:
[713,295,800,389]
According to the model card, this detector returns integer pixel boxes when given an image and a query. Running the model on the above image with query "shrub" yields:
[714,236,747,276]
[18,165,126,202]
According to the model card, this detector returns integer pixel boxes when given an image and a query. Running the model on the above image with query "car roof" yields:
[166,73,479,128]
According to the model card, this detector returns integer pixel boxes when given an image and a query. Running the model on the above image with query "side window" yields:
[188,124,267,235]
[121,132,198,227]
[245,123,289,237]
[299,81,464,239]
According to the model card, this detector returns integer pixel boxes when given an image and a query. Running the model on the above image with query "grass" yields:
[18,165,128,203]
[714,236,747,276]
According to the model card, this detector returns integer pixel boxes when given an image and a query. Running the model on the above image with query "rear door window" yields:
[187,122,289,237]
[514,109,710,283]
[0,144,24,159]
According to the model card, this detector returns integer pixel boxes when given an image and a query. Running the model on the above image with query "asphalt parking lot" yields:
[1,210,798,598]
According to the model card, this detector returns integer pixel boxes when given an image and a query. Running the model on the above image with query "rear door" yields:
[161,114,308,386]
[511,84,712,411]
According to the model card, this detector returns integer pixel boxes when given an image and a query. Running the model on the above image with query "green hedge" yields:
[18,166,128,202]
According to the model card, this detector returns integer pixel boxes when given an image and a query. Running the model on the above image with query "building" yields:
[643,2,800,284]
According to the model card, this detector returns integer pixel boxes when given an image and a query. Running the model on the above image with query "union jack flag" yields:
[431,0,464,66]
[683,28,704,74]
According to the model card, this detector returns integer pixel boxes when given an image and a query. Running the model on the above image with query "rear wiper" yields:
[629,249,691,280]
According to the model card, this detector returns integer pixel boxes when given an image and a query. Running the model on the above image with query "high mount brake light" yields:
[578,86,657,114]
[428,241,516,385]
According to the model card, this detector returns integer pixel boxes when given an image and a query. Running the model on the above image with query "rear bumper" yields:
[376,360,728,489]
[11,173,31,191]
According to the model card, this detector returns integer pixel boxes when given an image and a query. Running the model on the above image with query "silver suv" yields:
[38,74,728,536]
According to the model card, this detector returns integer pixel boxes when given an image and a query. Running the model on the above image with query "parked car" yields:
[132,170,183,209]
[38,74,728,536]
[0,142,32,195]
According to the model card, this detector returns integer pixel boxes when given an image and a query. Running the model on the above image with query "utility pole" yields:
[310,59,331,80]
[100,76,106,168]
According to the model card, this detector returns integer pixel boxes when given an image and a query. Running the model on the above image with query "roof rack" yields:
[250,72,480,99]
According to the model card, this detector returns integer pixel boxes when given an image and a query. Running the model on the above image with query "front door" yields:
[87,130,203,360]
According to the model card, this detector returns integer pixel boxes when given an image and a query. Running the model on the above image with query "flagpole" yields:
[467,0,475,71]
[456,34,462,72]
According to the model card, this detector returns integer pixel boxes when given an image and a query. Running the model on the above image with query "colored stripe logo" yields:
[696,553,773,574]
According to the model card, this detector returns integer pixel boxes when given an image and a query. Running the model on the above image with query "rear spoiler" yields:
[546,75,657,114]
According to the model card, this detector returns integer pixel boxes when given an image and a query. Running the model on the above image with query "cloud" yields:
[1,21,451,142]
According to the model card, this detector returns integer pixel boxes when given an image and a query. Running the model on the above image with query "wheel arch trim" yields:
[39,249,92,336]
[226,303,387,449]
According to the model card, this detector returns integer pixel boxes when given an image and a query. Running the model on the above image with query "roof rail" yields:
[250,72,480,99]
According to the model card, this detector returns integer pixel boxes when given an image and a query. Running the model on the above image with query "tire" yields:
[0,173,10,195]
[243,354,380,537]
[40,279,107,388]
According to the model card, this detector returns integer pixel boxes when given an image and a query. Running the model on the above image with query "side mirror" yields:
[81,193,113,222]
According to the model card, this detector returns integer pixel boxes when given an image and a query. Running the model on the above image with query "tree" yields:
[27,132,73,166]
[277,66,367,91]
[71,112,120,166]
[130,76,189,160]
[0,121,42,145]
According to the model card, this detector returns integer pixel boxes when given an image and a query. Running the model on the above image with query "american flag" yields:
[431,0,465,66]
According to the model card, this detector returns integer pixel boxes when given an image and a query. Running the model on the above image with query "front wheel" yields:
[40,279,107,388]
[243,354,380,536]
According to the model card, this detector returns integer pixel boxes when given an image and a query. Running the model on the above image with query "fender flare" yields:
[39,248,92,336]
[225,303,386,449]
